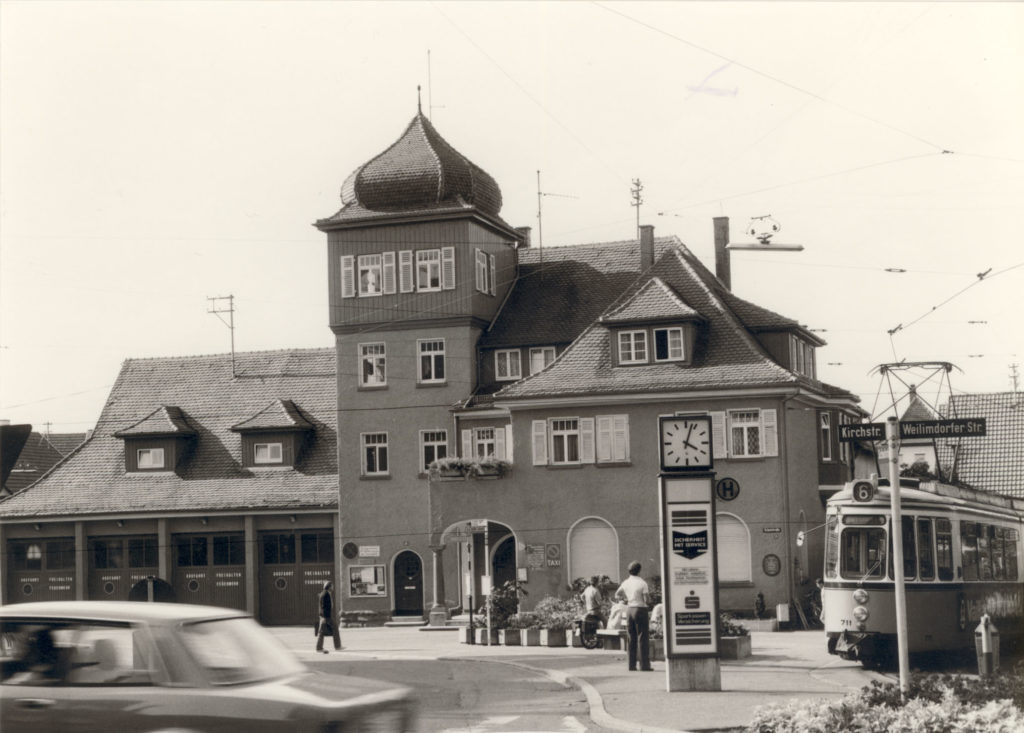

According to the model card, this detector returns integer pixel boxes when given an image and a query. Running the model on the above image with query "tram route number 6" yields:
[852,480,876,503]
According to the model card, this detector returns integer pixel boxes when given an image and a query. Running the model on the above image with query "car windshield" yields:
[178,617,305,685]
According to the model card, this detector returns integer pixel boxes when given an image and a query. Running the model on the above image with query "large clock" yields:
[660,415,713,471]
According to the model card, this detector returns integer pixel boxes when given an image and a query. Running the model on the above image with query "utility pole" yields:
[631,179,643,240]
[207,295,236,378]
[886,416,911,697]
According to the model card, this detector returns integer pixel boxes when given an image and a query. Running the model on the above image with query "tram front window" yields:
[841,523,887,581]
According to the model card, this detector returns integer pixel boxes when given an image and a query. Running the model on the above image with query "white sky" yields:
[2,1,1022,431]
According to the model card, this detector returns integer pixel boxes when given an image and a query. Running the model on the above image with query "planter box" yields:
[719,635,752,659]
[740,618,778,633]
[474,627,498,645]
[539,628,567,647]
[498,629,520,646]
[457,626,472,644]
[521,628,541,646]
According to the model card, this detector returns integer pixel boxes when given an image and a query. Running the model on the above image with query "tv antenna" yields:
[426,50,445,119]
[207,295,237,378]
[535,170,577,253]
[726,215,804,251]
[631,179,643,240]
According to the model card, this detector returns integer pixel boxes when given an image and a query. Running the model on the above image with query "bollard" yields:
[974,614,1000,676]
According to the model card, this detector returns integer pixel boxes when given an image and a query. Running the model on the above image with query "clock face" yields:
[660,416,713,471]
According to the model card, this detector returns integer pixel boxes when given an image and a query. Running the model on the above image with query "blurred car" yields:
[0,600,417,732]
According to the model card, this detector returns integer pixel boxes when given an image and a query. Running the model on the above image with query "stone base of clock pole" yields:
[665,657,721,692]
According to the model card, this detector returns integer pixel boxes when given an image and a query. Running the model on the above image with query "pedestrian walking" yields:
[614,561,652,671]
[316,580,342,653]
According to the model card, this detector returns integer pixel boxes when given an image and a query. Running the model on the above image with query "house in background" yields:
[0,349,338,625]
[1,427,88,496]
[938,391,1024,498]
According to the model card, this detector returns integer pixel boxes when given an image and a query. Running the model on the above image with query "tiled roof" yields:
[231,399,314,432]
[0,348,337,520]
[114,405,196,437]
[937,392,1024,498]
[317,113,504,227]
[495,245,827,400]
[901,392,940,423]
[599,277,702,324]
[44,432,88,457]
[481,237,677,348]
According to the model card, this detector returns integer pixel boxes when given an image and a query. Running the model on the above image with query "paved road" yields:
[310,657,617,732]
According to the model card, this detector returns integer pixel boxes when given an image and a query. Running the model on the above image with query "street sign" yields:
[839,418,987,442]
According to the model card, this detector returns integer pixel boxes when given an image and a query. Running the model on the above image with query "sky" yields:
[2,1,1022,432]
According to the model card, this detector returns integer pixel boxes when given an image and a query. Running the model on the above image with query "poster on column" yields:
[659,474,719,656]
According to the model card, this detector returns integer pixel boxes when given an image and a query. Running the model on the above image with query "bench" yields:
[595,629,627,650]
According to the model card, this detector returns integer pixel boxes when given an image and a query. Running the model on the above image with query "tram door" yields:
[259,530,334,626]
[88,536,158,601]
[393,551,424,617]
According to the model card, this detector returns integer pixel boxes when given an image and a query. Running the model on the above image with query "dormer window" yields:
[231,399,314,470]
[529,347,556,374]
[496,349,522,381]
[137,448,165,470]
[618,331,648,364]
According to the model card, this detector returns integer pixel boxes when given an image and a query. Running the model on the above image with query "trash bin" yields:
[974,614,1000,675]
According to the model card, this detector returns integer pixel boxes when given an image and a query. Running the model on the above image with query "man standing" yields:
[316,580,342,653]
[615,561,652,671]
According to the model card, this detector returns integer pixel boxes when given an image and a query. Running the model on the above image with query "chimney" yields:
[639,224,655,271]
[713,216,731,290]
[514,226,532,248]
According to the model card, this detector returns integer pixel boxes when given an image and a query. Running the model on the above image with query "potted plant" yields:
[533,596,576,647]
[718,612,752,659]
[506,612,541,646]
[428,456,472,479]
[468,457,512,479]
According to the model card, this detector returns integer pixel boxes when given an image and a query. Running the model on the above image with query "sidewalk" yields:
[270,625,883,733]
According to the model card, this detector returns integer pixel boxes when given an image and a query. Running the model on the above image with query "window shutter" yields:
[474,248,483,291]
[441,247,455,290]
[710,412,728,459]
[596,416,613,462]
[340,255,355,298]
[613,414,629,461]
[762,409,779,457]
[382,251,396,294]
[462,429,472,459]
[399,250,414,293]
[580,417,595,463]
[489,254,496,295]
[494,425,506,460]
[504,425,513,464]
[532,420,547,465]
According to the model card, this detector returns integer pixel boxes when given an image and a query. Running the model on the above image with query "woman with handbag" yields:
[315,580,342,653]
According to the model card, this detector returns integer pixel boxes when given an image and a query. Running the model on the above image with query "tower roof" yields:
[337,112,502,217]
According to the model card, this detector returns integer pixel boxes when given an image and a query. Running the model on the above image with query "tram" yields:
[822,477,1024,668]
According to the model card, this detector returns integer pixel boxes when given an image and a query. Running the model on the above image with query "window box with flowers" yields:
[428,456,512,480]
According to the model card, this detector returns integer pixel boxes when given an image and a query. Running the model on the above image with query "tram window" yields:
[936,518,954,581]
[887,517,917,580]
[961,523,978,581]
[841,528,887,580]
[824,516,839,579]
[1006,529,1019,581]
[977,525,992,581]
[991,528,1006,581]
[917,519,935,581]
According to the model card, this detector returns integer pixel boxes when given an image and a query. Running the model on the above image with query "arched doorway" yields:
[393,550,424,617]
[492,536,516,590]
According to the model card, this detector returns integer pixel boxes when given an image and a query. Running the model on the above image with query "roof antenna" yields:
[417,84,422,116]
[207,295,237,378]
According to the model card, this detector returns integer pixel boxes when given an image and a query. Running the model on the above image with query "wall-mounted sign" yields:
[762,554,781,577]
[659,474,719,657]
[762,527,782,534]
[545,544,562,567]
[342,542,359,560]
[715,477,740,501]
[526,544,546,570]
[359,545,380,558]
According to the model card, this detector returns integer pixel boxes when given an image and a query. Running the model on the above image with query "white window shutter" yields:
[340,255,355,298]
[494,425,506,460]
[504,425,513,464]
[382,251,396,294]
[462,429,472,459]
[442,247,456,290]
[596,416,613,462]
[399,250,414,293]
[580,417,595,463]
[532,420,547,465]
[474,248,483,291]
[711,412,728,460]
[489,254,497,295]
[613,414,629,461]
[762,409,779,457]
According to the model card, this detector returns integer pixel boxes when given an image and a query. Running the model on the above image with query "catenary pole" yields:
[886,416,911,696]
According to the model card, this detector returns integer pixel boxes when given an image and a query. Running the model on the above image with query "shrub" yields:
[533,595,578,631]
[485,579,527,629]
[861,661,1024,711]
[507,612,541,630]
[719,612,749,637]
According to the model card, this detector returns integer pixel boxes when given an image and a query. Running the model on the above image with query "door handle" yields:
[17,698,57,709]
